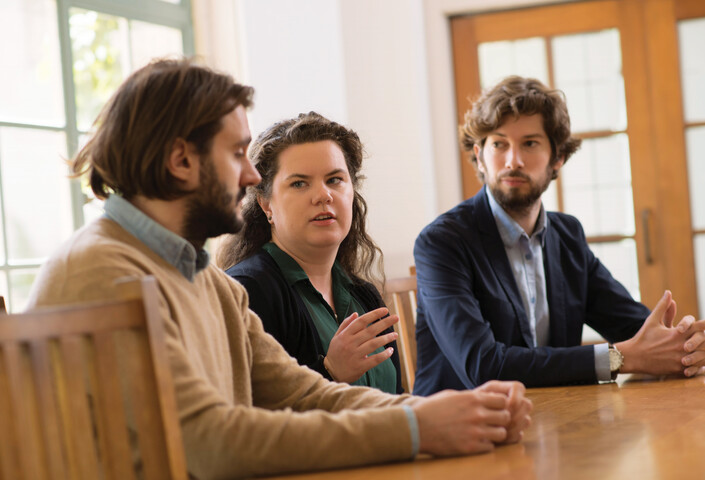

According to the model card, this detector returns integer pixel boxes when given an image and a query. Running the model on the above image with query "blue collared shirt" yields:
[486,189,611,381]
[103,194,210,281]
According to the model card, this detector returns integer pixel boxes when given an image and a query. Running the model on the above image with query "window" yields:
[0,0,194,312]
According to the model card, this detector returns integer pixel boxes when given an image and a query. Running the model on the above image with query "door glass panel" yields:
[552,29,626,133]
[590,240,640,301]
[694,235,705,317]
[478,37,548,90]
[561,134,635,236]
[0,0,65,126]
[678,18,705,123]
[685,126,705,230]
[0,127,71,261]
[9,268,38,313]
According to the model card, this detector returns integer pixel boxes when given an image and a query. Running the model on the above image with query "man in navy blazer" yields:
[413,76,705,394]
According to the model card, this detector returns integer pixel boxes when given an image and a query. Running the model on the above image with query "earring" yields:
[266,212,273,223]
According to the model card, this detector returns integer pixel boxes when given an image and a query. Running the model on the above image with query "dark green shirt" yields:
[263,242,397,393]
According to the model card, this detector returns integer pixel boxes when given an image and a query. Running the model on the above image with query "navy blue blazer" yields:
[413,187,649,394]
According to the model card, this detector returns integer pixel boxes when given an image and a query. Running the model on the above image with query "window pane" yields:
[9,268,38,313]
[0,127,72,261]
[552,29,627,133]
[590,240,640,301]
[561,134,634,236]
[478,37,548,90]
[678,18,705,123]
[686,126,705,229]
[70,8,130,131]
[0,0,65,126]
[130,20,183,69]
[695,234,705,318]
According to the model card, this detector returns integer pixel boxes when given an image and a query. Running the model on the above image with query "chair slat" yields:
[0,348,21,479]
[29,340,69,480]
[123,330,170,480]
[58,336,101,480]
[4,342,49,479]
[384,275,418,393]
[89,331,137,480]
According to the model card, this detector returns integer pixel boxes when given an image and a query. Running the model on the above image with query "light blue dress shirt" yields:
[486,189,611,381]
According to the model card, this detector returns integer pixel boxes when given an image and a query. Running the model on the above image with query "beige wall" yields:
[193,0,571,277]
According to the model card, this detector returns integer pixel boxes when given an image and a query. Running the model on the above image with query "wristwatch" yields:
[608,344,624,381]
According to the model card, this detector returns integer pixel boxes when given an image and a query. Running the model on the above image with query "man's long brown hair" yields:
[72,58,254,200]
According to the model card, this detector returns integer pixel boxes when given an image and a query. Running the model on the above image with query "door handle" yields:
[641,209,654,265]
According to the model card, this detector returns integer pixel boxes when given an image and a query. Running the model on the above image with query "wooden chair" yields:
[0,277,187,480]
[384,274,418,393]
[0,296,6,314]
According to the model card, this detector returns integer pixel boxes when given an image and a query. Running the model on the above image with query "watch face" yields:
[609,348,623,371]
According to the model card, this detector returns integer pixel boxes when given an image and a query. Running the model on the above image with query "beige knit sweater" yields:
[27,218,415,479]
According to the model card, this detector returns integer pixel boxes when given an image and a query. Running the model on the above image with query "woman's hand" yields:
[324,307,399,383]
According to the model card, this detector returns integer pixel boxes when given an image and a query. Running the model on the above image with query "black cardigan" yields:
[226,250,403,394]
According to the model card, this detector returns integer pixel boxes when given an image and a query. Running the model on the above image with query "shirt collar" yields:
[103,194,210,281]
[485,187,548,248]
[262,242,352,288]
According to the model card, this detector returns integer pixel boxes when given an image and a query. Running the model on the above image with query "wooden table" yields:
[265,375,705,479]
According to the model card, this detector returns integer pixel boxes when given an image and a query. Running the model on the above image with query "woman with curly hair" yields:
[217,112,402,393]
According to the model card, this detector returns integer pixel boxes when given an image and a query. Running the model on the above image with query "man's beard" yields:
[488,164,554,214]
[182,155,246,247]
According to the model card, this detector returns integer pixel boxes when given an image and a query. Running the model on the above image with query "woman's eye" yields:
[327,177,343,185]
[291,180,305,188]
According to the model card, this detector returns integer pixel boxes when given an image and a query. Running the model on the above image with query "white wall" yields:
[193,0,570,278]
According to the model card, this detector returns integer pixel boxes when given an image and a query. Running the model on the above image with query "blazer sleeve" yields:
[582,247,650,342]
[414,221,597,389]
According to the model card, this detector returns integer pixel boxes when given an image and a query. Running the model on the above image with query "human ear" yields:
[474,144,486,173]
[257,196,273,223]
[167,138,200,188]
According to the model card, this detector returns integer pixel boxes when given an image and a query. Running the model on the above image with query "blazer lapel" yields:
[544,220,567,346]
[475,188,535,347]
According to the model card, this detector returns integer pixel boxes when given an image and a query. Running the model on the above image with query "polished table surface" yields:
[265,375,705,479]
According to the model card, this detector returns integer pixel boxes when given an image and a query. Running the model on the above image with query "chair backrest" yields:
[383,275,418,393]
[0,296,6,314]
[0,276,187,480]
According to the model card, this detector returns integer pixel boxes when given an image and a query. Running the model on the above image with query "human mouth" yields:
[311,212,336,223]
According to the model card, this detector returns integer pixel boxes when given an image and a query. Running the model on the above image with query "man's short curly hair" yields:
[459,76,581,181]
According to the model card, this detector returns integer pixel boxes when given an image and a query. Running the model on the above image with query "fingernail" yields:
[685,342,693,351]
[683,356,692,366]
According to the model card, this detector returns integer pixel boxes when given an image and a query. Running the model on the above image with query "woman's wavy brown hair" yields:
[460,76,582,181]
[216,112,384,286]
[72,58,254,200]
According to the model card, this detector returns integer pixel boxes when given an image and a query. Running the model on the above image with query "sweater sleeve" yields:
[173,281,417,479]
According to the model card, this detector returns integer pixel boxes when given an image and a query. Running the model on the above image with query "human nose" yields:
[241,159,261,187]
[313,183,333,205]
[504,147,524,170]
